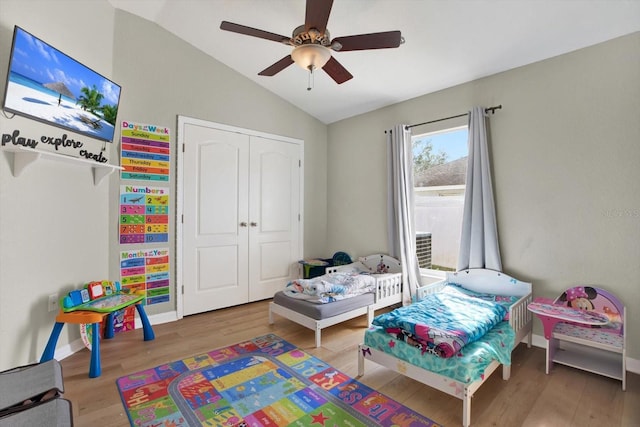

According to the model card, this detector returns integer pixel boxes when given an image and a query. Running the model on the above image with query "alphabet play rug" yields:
[117,334,440,426]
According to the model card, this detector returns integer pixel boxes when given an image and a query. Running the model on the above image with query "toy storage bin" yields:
[0,359,72,426]
[298,258,333,279]
[298,251,352,279]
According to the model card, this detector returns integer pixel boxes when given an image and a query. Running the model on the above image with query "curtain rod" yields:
[404,104,502,131]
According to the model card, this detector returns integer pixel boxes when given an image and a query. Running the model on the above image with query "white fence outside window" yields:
[414,191,464,270]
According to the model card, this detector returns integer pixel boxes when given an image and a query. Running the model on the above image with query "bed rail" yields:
[415,280,446,301]
[373,273,403,308]
[510,293,533,347]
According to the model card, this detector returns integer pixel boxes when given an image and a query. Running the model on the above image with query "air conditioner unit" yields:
[416,232,432,269]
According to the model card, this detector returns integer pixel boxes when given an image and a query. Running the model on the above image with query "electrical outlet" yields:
[48,294,59,312]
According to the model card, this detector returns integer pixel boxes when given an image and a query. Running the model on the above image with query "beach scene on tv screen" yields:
[3,27,121,142]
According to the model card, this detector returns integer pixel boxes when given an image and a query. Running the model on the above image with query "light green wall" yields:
[327,32,640,360]
[107,9,329,316]
[0,0,637,371]
[0,0,328,370]
[0,0,117,372]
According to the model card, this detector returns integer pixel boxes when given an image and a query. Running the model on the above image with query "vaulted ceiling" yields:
[108,0,640,124]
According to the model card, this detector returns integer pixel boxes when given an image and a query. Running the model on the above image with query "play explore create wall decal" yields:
[117,334,441,427]
[2,128,110,162]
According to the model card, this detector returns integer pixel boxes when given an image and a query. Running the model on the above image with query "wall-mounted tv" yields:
[2,26,122,143]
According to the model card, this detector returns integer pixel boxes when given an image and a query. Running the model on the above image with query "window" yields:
[412,126,468,273]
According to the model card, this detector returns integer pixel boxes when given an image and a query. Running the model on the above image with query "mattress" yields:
[272,291,374,320]
[363,321,515,384]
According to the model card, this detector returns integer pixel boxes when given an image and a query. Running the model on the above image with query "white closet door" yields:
[182,124,250,315]
[248,136,300,301]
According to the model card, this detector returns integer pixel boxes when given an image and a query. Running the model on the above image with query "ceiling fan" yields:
[220,0,404,88]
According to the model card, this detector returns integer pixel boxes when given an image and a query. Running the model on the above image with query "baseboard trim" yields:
[51,339,86,362]
[52,310,179,361]
[133,310,178,329]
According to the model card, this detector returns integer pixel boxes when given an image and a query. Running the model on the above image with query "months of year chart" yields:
[120,186,169,244]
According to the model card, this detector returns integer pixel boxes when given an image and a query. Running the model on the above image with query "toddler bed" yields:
[357,268,532,427]
[269,254,403,347]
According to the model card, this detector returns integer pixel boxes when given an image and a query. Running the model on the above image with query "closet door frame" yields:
[176,115,304,319]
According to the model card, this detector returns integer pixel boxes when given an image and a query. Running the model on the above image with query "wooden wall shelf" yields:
[2,146,123,185]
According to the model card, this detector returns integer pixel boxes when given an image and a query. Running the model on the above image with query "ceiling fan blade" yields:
[305,0,333,33]
[258,56,295,76]
[332,31,403,51]
[322,56,353,84]
[220,21,290,44]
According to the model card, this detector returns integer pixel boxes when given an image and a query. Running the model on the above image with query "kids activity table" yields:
[40,293,155,378]
[527,299,609,339]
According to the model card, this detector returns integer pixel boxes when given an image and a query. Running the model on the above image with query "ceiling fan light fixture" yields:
[291,44,331,70]
[220,0,403,85]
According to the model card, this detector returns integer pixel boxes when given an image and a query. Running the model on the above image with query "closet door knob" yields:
[240,222,248,227]
[250,222,257,227]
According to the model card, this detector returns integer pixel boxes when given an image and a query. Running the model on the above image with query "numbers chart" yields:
[120,185,169,244]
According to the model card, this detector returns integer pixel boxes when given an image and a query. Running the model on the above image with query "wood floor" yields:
[59,300,639,426]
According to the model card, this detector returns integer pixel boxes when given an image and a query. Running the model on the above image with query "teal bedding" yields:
[371,290,508,358]
[363,321,515,384]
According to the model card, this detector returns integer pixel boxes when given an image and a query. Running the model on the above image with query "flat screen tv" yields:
[2,26,122,143]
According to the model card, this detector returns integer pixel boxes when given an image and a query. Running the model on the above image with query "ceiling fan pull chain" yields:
[307,66,314,91]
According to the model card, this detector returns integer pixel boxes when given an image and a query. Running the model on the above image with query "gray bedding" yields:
[272,291,375,320]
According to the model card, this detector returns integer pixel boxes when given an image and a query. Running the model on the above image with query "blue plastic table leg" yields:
[40,322,64,362]
[135,304,155,341]
[104,312,115,339]
[89,322,101,378]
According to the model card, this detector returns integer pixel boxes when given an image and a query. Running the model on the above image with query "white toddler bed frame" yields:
[269,254,403,347]
[357,268,532,427]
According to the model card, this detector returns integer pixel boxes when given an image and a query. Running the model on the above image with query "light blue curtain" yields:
[387,124,422,304]
[457,107,502,271]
